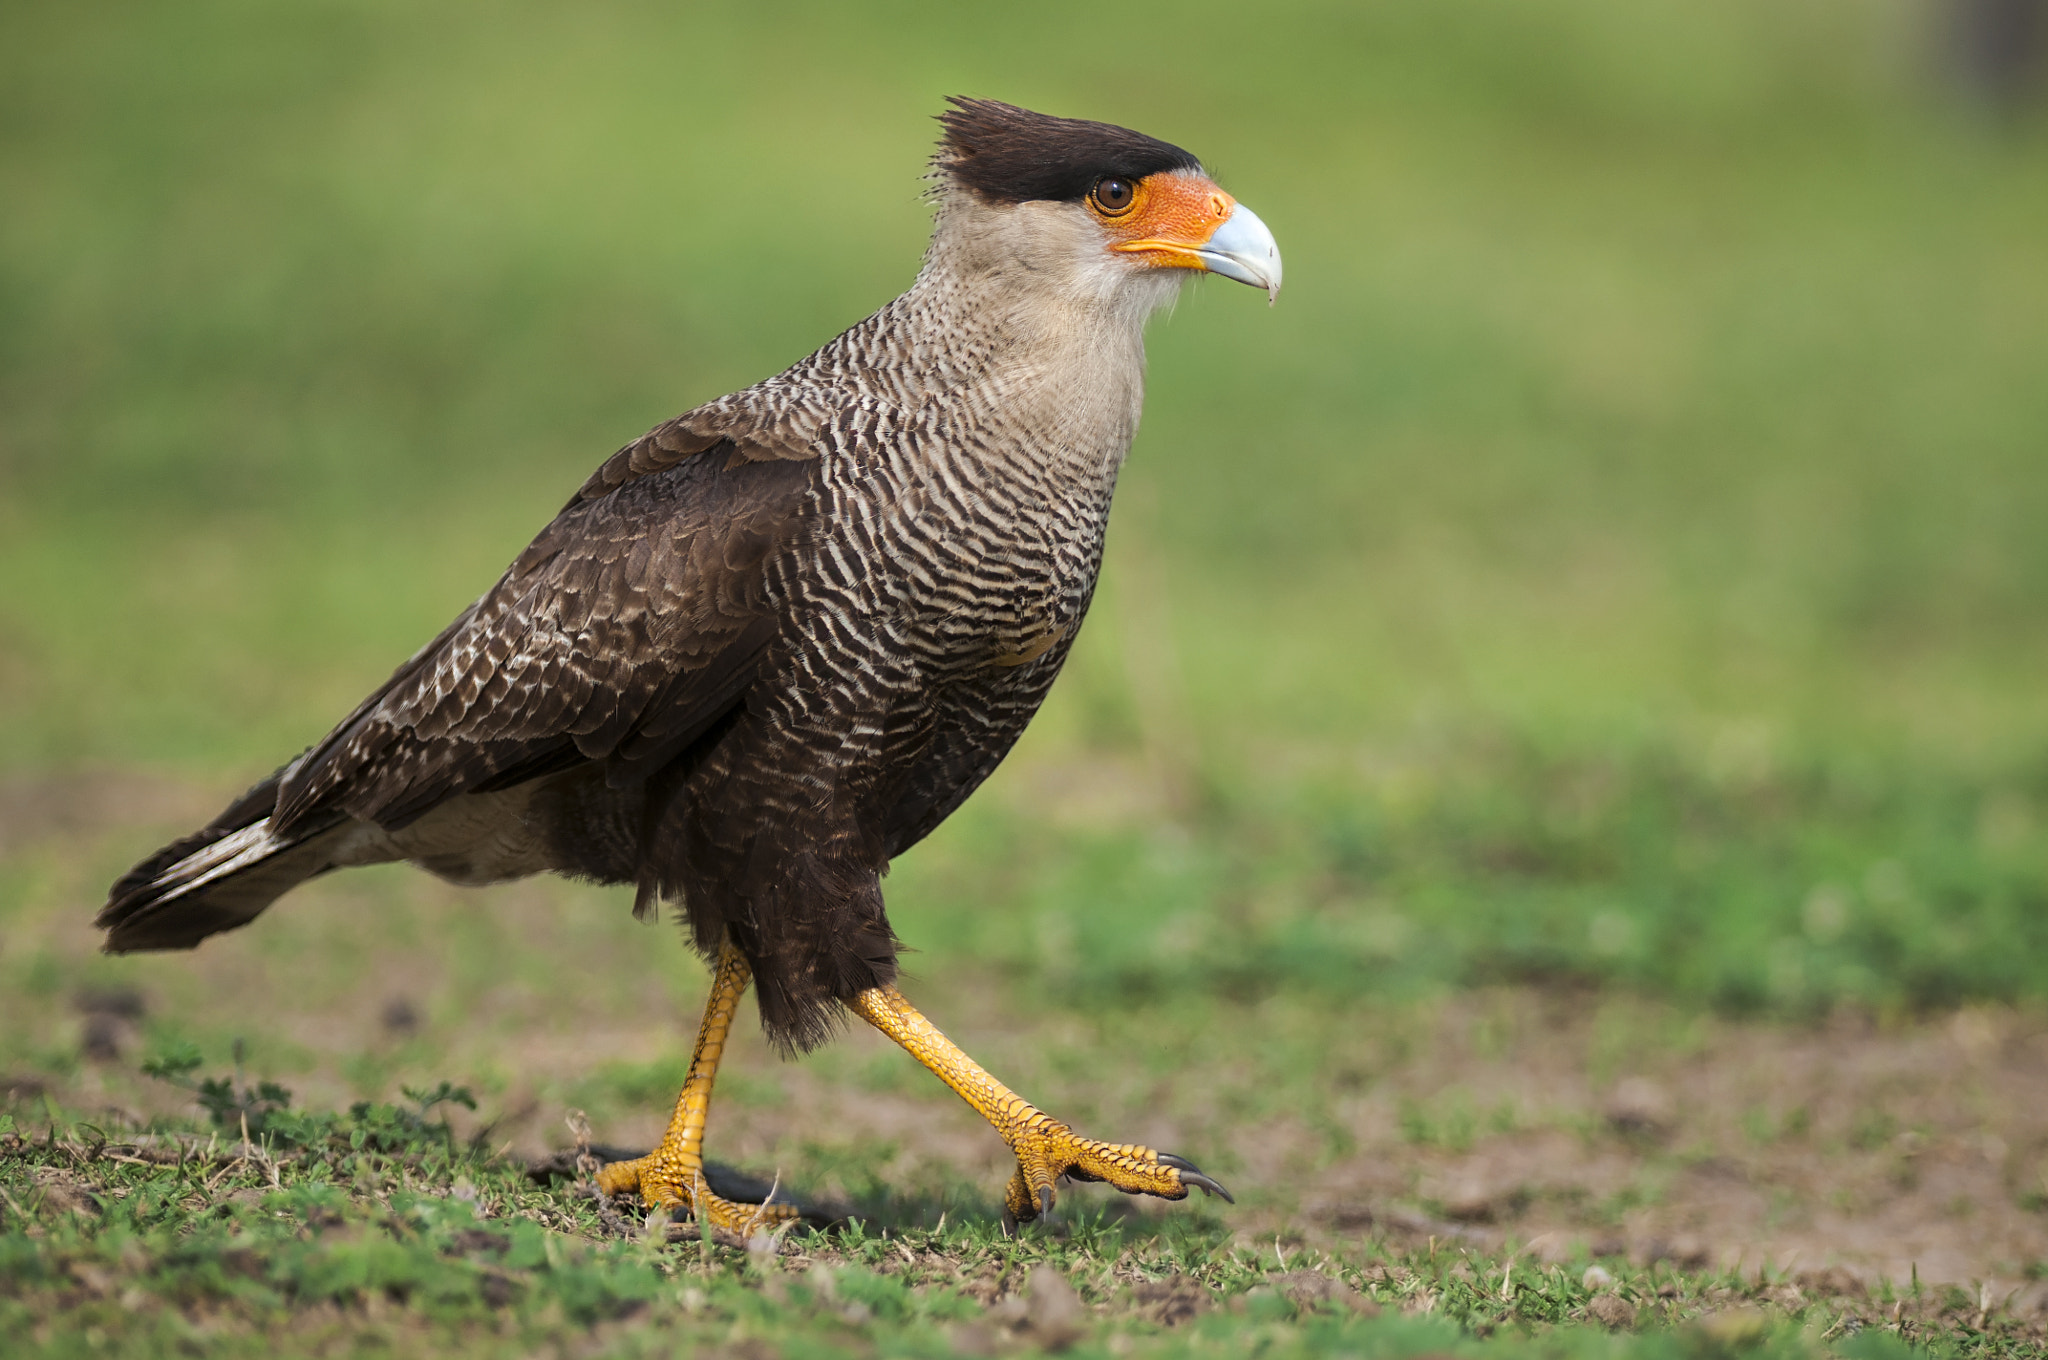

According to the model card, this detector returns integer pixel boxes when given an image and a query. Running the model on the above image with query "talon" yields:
[1002,1208,1019,1236]
[1039,1185,1055,1216]
[1156,1153,1234,1202]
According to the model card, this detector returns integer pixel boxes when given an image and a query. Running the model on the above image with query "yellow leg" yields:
[850,985,1231,1227]
[594,937,799,1237]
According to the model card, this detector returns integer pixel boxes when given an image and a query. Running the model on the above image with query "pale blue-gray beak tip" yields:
[1197,202,1283,303]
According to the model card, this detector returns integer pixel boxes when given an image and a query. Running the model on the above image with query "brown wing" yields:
[270,428,815,839]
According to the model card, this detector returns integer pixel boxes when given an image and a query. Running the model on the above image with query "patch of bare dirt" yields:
[1284,991,2048,1301]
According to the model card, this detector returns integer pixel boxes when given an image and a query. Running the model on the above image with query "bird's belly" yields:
[374,785,556,885]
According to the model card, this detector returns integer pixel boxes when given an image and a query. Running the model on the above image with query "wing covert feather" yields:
[272,439,813,836]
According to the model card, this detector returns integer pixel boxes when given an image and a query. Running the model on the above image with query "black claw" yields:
[1157,1153,1235,1204]
[1001,1208,1019,1235]
[1038,1185,1055,1217]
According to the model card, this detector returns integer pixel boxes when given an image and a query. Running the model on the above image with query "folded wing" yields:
[99,419,817,951]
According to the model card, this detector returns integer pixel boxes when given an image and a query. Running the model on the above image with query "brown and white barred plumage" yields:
[100,100,1262,1053]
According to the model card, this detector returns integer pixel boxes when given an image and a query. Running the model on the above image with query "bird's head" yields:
[929,98,1282,316]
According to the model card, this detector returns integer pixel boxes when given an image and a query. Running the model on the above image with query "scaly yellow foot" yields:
[850,985,1232,1228]
[999,1113,1229,1227]
[595,1152,797,1239]
[595,936,799,1239]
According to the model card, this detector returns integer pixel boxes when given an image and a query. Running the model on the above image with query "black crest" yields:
[936,97,1202,206]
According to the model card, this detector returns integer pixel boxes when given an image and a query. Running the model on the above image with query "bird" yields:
[98,97,1282,1234]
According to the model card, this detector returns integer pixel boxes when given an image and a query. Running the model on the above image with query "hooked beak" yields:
[1110,191,1284,303]
[1191,202,1283,302]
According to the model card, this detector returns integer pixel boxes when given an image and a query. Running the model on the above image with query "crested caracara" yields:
[101,98,1282,1231]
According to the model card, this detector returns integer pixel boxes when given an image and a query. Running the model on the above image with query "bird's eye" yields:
[1091,177,1136,216]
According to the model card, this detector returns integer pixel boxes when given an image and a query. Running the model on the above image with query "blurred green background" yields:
[3,0,2047,1029]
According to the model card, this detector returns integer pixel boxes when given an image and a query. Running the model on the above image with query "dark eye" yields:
[1091,177,1136,215]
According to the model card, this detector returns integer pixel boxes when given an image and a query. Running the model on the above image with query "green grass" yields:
[6,0,2048,1353]
[884,739,2048,1020]
[0,1082,1998,1359]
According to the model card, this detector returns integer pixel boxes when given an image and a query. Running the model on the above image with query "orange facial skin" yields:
[1092,171,1237,269]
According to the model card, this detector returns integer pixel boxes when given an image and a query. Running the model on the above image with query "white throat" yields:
[888,189,1185,479]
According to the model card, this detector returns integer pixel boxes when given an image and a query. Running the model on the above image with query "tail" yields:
[97,768,347,953]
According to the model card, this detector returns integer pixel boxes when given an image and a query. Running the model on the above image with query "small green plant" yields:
[401,1079,478,1120]
[142,1037,293,1136]
[141,1043,480,1160]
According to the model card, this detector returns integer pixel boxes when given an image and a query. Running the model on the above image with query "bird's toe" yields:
[1156,1152,1234,1202]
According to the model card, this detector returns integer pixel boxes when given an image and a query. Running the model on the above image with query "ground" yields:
[8,771,2048,1356]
